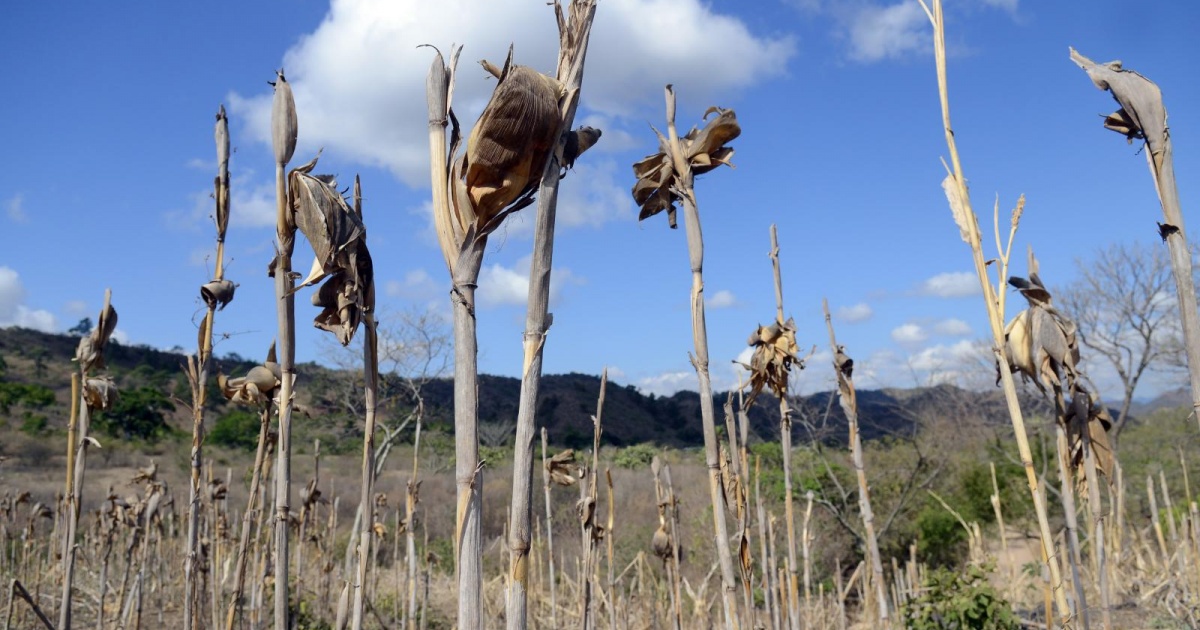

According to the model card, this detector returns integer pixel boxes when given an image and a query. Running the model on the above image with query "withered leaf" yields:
[218,343,281,406]
[563,126,602,170]
[1003,275,1079,392]
[201,279,236,311]
[742,317,802,407]
[83,377,119,411]
[1070,48,1167,154]
[545,449,578,486]
[214,105,230,240]
[76,302,118,373]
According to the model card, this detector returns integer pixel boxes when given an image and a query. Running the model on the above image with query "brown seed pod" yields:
[201,279,236,311]
[270,70,298,166]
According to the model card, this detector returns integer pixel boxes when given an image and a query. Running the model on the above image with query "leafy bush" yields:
[209,409,263,451]
[20,412,47,436]
[0,382,56,414]
[614,443,658,469]
[901,563,1019,630]
[915,505,966,568]
[93,386,175,441]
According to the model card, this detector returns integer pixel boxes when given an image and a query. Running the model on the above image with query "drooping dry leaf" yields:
[83,377,119,411]
[1070,48,1167,152]
[200,279,236,311]
[740,317,802,407]
[1064,389,1114,485]
[270,70,298,167]
[651,522,672,560]
[545,449,578,486]
[288,158,374,345]
[75,302,118,373]
[466,50,563,228]
[632,105,740,228]
[563,126,602,170]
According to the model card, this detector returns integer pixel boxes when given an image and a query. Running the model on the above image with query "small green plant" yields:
[614,443,658,469]
[20,412,47,436]
[915,505,967,568]
[209,409,262,451]
[901,563,1018,630]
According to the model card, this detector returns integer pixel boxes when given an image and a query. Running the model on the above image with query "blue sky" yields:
[2,0,1198,399]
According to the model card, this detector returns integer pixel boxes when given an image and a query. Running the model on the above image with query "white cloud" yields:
[385,269,441,301]
[706,289,737,309]
[637,370,697,396]
[891,323,927,344]
[228,0,793,188]
[845,2,929,63]
[919,271,978,298]
[933,318,972,337]
[0,267,58,332]
[604,365,627,383]
[64,300,89,317]
[835,302,873,323]
[6,194,27,224]
[175,170,277,232]
[476,256,582,308]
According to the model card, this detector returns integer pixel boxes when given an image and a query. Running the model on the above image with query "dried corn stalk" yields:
[75,301,118,373]
[1002,273,1079,393]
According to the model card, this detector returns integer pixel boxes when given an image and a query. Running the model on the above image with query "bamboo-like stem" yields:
[1080,409,1112,630]
[661,83,739,630]
[272,163,297,630]
[990,462,1012,584]
[581,371,607,630]
[606,468,616,630]
[541,428,558,630]
[766,226,800,630]
[823,299,887,624]
[755,457,779,630]
[506,5,599,628]
[405,410,423,630]
[351,315,380,630]
[917,0,1069,619]
[225,407,271,630]
[1054,424,1089,626]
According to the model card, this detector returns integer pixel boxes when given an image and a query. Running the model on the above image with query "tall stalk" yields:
[823,300,887,624]
[506,4,599,628]
[918,0,1070,620]
[185,104,234,630]
[269,70,298,630]
[225,406,272,630]
[351,309,380,629]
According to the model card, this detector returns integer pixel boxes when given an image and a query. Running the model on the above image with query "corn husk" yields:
[83,377,119,411]
[214,105,230,240]
[740,317,802,407]
[271,70,298,166]
[218,343,282,406]
[465,51,563,228]
[545,449,578,486]
[200,279,236,311]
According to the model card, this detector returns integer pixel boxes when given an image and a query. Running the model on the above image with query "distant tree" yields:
[209,409,263,451]
[94,386,175,441]
[1058,241,1187,447]
[68,317,93,336]
[0,352,7,377]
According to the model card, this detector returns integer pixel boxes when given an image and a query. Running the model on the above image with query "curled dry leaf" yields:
[372,522,387,538]
[740,317,802,407]
[83,377,119,411]
[651,522,672,561]
[466,50,564,228]
[75,302,118,373]
[200,279,236,311]
[1002,275,1079,392]
[1070,48,1167,151]
[632,106,740,228]
[563,126,602,171]
[545,449,578,486]
[289,157,374,345]
[1065,391,1114,486]
[218,343,282,406]
[270,70,298,167]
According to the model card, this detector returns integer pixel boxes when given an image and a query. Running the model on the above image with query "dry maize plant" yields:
[426,34,598,626]
[61,290,119,630]
[632,87,742,629]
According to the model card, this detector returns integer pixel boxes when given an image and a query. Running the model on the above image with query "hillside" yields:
[0,326,1080,451]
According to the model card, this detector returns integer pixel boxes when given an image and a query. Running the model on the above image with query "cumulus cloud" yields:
[933,318,971,337]
[919,271,978,298]
[476,256,582,308]
[385,269,441,301]
[637,370,697,396]
[845,2,928,62]
[5,194,27,224]
[173,170,277,232]
[707,290,737,309]
[0,267,58,332]
[835,302,873,323]
[227,0,794,188]
[891,323,928,345]
[64,300,89,318]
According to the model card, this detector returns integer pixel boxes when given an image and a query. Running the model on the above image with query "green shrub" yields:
[20,412,47,436]
[915,505,966,568]
[209,409,263,451]
[614,443,658,469]
[93,386,174,441]
[901,563,1018,630]
[0,382,56,414]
